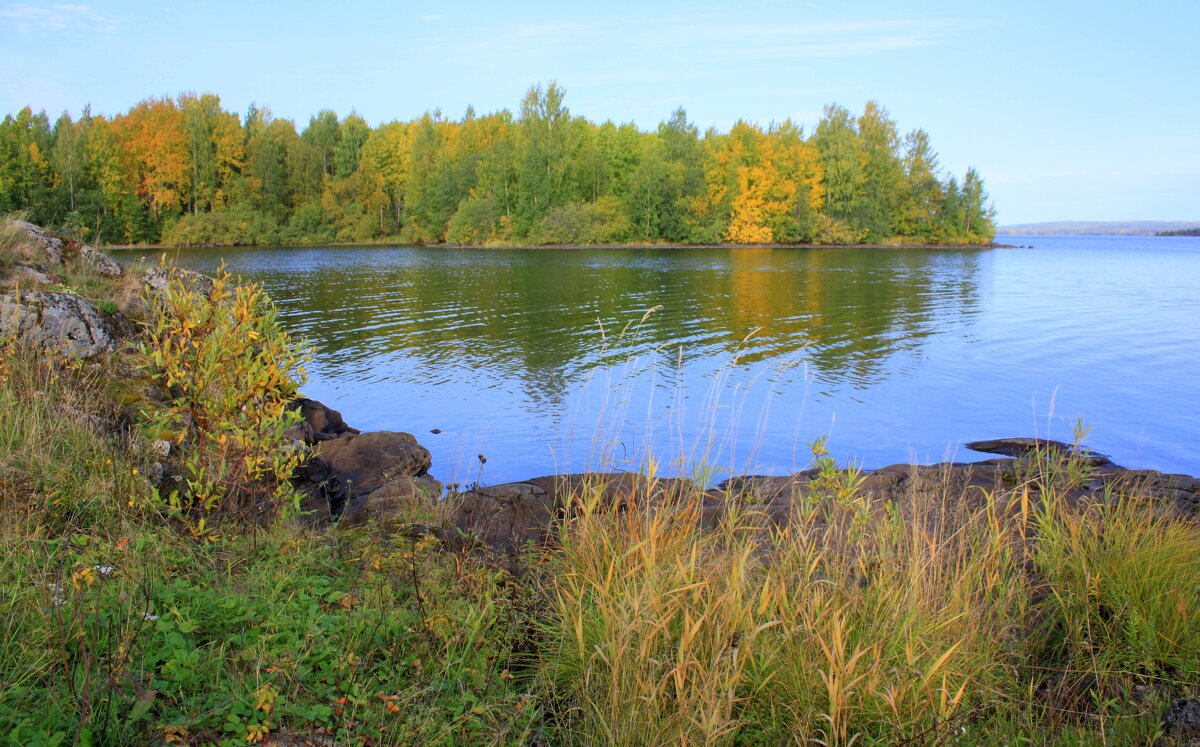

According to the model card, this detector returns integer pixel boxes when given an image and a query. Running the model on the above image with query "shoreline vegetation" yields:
[3,219,1199,745]
[2,83,995,251]
[104,239,1022,251]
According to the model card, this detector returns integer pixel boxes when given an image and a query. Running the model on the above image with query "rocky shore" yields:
[3,218,1196,557]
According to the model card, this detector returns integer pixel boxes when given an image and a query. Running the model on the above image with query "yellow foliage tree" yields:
[113,97,190,217]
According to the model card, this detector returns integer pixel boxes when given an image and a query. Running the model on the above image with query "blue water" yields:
[149,234,1200,483]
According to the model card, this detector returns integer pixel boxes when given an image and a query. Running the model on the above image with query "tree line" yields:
[0,83,996,247]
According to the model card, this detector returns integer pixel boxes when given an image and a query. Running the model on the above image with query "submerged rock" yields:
[965,437,1113,466]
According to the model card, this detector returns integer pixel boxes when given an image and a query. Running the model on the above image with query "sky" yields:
[1,0,1196,225]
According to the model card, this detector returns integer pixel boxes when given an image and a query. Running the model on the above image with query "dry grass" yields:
[533,450,1199,744]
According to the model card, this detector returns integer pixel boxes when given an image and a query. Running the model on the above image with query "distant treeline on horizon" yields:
[0,83,995,247]
[997,220,1200,237]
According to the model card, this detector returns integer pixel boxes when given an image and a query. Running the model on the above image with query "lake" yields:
[145,235,1200,484]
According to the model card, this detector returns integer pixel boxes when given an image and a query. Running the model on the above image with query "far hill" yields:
[997,220,1200,236]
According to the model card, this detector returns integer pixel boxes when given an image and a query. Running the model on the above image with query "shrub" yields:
[537,197,632,245]
[446,195,501,245]
[141,263,310,522]
[161,206,280,247]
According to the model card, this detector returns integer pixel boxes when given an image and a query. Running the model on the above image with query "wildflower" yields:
[143,612,159,621]
[92,565,115,576]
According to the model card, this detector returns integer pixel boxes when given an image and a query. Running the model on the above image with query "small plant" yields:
[140,261,311,522]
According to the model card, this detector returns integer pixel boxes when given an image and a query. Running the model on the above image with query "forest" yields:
[0,83,996,247]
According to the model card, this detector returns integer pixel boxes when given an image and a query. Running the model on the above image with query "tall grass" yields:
[534,448,1199,744]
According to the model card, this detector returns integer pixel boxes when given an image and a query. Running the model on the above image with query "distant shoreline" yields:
[997,220,1200,237]
[105,240,1019,252]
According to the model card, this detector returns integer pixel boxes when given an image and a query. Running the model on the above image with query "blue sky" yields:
[1,0,1196,224]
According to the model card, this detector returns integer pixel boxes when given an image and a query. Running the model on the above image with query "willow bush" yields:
[141,263,310,522]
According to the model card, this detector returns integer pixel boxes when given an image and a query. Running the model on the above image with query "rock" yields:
[964,437,1112,466]
[719,472,818,504]
[8,220,66,264]
[6,220,123,278]
[1160,700,1200,746]
[341,474,442,524]
[526,472,696,512]
[294,452,352,523]
[9,265,61,286]
[302,431,439,524]
[143,266,215,298]
[451,482,556,553]
[65,405,121,436]
[76,244,124,278]
[0,290,129,358]
[317,431,432,492]
[448,473,698,554]
[285,398,360,444]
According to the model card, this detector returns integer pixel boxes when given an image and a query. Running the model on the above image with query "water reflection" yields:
[152,244,991,480]
[171,245,984,392]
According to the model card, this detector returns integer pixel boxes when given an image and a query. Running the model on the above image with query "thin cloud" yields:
[1,3,118,34]
[422,16,983,67]
[420,13,444,22]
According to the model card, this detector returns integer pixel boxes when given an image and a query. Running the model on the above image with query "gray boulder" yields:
[8,220,66,264]
[9,265,62,286]
[143,266,214,298]
[76,244,124,278]
[0,290,129,358]
[7,220,123,278]
[1160,700,1200,746]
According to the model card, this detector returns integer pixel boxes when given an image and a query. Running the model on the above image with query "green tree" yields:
[856,101,904,240]
[513,82,578,237]
[0,108,57,224]
[180,92,243,213]
[961,167,996,241]
[899,129,943,240]
[301,109,340,182]
[333,112,370,179]
[813,104,866,241]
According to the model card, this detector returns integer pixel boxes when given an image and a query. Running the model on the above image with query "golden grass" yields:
[533,451,1199,744]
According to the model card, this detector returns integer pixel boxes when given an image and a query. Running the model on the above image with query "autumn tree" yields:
[114,97,190,218]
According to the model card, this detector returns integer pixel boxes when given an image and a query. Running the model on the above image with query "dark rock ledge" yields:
[288,401,1200,556]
